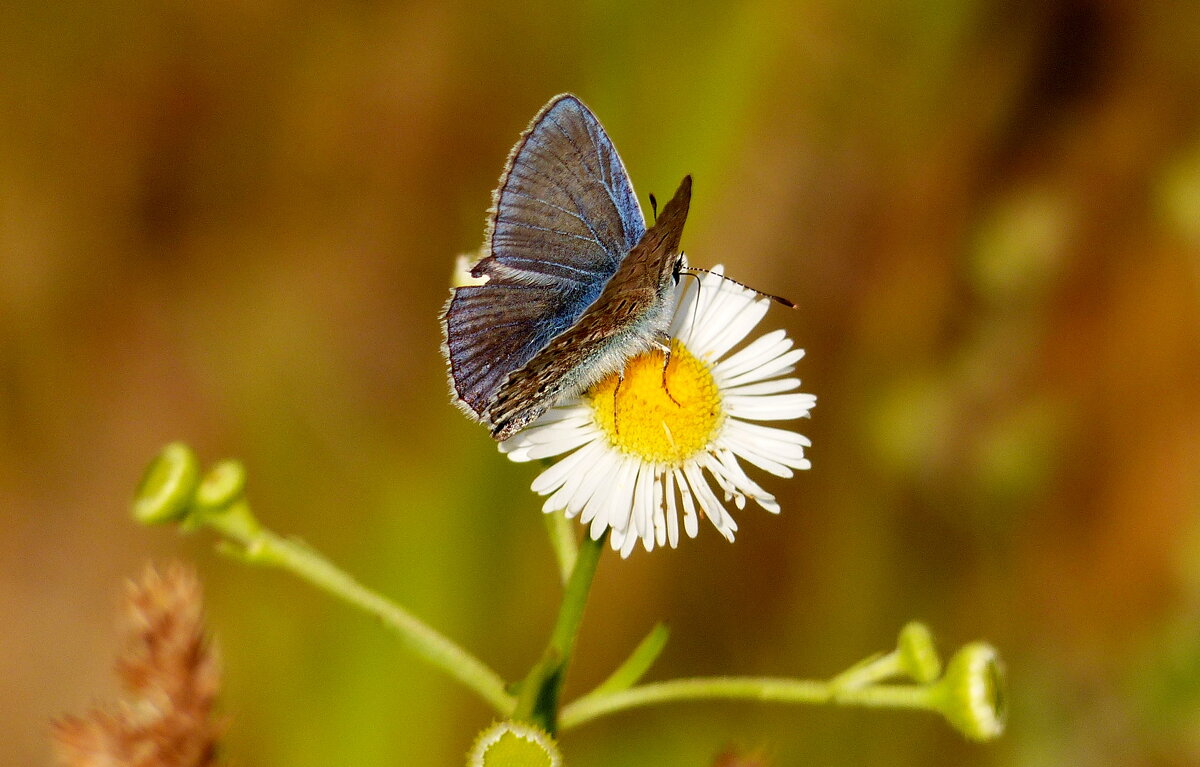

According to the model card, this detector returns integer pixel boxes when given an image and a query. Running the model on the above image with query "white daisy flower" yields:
[500,266,816,557]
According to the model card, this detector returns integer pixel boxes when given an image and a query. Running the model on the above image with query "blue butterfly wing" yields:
[444,94,646,418]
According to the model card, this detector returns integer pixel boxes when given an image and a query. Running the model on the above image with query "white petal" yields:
[727,421,812,469]
[619,525,639,557]
[723,377,802,397]
[530,443,595,494]
[664,470,680,548]
[699,451,742,506]
[508,424,598,461]
[631,461,655,541]
[543,443,620,517]
[652,473,667,548]
[590,507,611,540]
[510,414,594,445]
[565,451,623,522]
[500,409,592,460]
[676,469,700,538]
[712,330,791,380]
[668,278,703,338]
[719,348,806,389]
[714,447,780,514]
[610,458,642,534]
[725,393,817,421]
[609,526,626,550]
[721,424,799,477]
[677,267,729,346]
[701,296,769,361]
[684,462,737,541]
[583,455,634,534]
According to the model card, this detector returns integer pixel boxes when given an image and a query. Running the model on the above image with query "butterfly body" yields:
[442,94,691,441]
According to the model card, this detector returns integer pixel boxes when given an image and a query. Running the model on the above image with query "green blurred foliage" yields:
[2,0,1199,765]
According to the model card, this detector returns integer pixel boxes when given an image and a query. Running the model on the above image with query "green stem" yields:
[559,676,939,730]
[513,531,607,733]
[208,508,515,715]
[828,651,897,692]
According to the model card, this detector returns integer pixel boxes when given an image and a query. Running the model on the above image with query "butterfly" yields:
[442,94,692,441]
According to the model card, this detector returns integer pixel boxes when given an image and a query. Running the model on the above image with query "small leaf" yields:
[592,622,670,696]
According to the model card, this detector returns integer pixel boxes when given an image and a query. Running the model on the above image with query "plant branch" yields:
[560,676,937,730]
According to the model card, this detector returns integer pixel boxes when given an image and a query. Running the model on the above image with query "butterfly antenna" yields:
[682,267,796,308]
[649,193,659,221]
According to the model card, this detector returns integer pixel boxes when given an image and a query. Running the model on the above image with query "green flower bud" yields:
[935,642,1007,741]
[132,442,200,525]
[195,459,247,511]
[896,621,942,684]
[467,721,562,767]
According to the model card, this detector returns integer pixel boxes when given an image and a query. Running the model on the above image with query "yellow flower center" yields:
[587,340,724,466]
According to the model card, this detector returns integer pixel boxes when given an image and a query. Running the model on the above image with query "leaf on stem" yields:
[590,622,670,696]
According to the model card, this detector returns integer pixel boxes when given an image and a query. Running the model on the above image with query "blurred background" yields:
[2,0,1199,764]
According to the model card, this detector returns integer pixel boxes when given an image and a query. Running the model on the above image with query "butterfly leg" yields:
[613,368,625,436]
[653,335,682,408]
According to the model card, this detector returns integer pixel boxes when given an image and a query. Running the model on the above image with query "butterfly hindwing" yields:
[444,283,572,417]
[444,95,646,419]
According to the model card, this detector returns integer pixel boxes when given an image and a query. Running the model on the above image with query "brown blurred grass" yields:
[2,0,1199,765]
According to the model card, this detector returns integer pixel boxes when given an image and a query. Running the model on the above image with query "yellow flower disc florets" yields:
[587,340,724,466]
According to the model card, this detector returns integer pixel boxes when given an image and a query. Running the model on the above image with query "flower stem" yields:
[513,532,607,734]
[559,676,939,730]
[207,507,515,715]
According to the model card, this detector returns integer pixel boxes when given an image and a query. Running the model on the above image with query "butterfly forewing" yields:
[488,96,646,283]
[444,95,646,419]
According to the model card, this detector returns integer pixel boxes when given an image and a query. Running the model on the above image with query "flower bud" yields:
[132,443,200,525]
[896,621,941,684]
[935,642,1007,741]
[467,721,562,767]
[195,459,247,511]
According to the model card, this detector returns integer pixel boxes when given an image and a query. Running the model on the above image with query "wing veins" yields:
[504,162,621,265]
[581,117,615,191]
[568,115,627,226]
[498,255,600,279]
[505,189,588,224]
[547,114,602,179]
[496,217,602,246]
[513,143,612,213]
